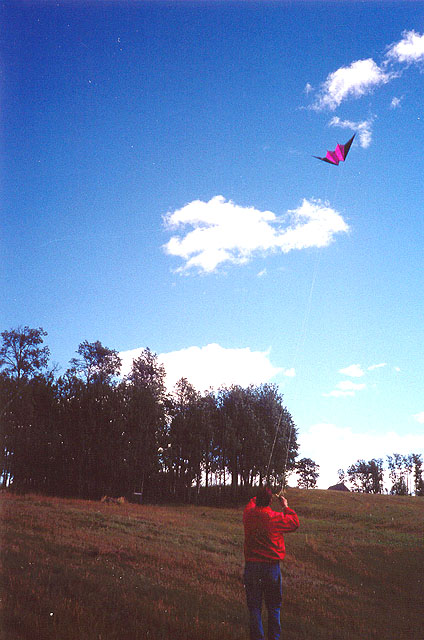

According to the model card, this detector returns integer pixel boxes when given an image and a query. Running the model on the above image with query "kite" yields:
[314,134,355,165]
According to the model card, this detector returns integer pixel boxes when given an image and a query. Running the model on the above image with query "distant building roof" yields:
[327,482,350,491]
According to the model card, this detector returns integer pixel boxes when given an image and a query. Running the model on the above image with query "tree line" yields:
[338,455,424,496]
[0,326,298,503]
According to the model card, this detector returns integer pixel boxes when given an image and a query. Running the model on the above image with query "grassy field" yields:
[1,489,423,640]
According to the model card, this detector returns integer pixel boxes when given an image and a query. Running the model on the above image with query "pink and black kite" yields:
[314,134,355,165]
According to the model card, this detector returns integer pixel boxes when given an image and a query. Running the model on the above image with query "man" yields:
[243,487,299,640]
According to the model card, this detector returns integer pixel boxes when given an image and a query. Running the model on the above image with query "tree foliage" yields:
[68,340,121,385]
[344,454,424,496]
[3,326,421,501]
[0,327,298,502]
[386,453,423,495]
[347,459,384,494]
[296,458,319,489]
[0,326,50,380]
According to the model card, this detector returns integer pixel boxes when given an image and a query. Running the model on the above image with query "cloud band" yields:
[163,196,349,274]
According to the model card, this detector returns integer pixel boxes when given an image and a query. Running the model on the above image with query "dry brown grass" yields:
[1,489,423,639]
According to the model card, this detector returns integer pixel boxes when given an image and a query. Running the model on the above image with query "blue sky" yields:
[2,0,424,487]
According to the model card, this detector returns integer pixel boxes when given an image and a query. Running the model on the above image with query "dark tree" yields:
[296,458,319,489]
[368,458,384,494]
[0,370,59,492]
[216,384,297,493]
[0,326,301,503]
[0,326,50,379]
[168,378,202,501]
[347,459,384,494]
[126,348,166,400]
[0,327,55,491]
[387,453,409,495]
[123,349,168,500]
[197,391,220,491]
[217,385,254,494]
[69,340,121,385]
[411,453,424,496]
[61,341,123,498]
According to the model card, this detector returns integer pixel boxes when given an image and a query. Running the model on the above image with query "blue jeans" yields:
[244,562,282,640]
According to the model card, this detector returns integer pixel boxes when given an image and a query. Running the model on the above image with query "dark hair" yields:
[256,486,273,507]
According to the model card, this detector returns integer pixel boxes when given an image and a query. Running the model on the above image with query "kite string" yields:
[331,169,343,206]
[266,244,323,486]
[323,165,331,202]
[268,165,342,490]
[267,162,345,490]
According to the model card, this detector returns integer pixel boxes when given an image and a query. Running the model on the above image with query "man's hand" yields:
[278,495,288,510]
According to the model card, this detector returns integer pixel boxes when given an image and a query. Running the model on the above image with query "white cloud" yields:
[312,58,392,111]
[163,196,349,274]
[385,30,424,65]
[322,389,354,398]
[339,364,364,377]
[304,82,313,94]
[329,116,374,148]
[323,380,366,398]
[324,362,397,398]
[413,412,424,424]
[283,368,296,378]
[309,31,424,112]
[257,268,267,278]
[390,96,402,109]
[119,343,282,393]
[368,363,387,371]
[338,380,366,391]
[298,422,424,489]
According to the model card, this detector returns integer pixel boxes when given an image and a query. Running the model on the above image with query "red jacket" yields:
[243,497,299,563]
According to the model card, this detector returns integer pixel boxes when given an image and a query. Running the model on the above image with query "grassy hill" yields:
[1,489,423,640]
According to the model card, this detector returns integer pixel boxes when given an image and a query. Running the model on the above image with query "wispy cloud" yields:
[323,380,366,398]
[119,343,282,393]
[312,58,393,111]
[390,96,402,109]
[385,30,424,65]
[368,363,387,371]
[413,411,424,424]
[163,196,349,274]
[322,389,354,398]
[329,116,375,148]
[325,362,395,398]
[338,381,366,392]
